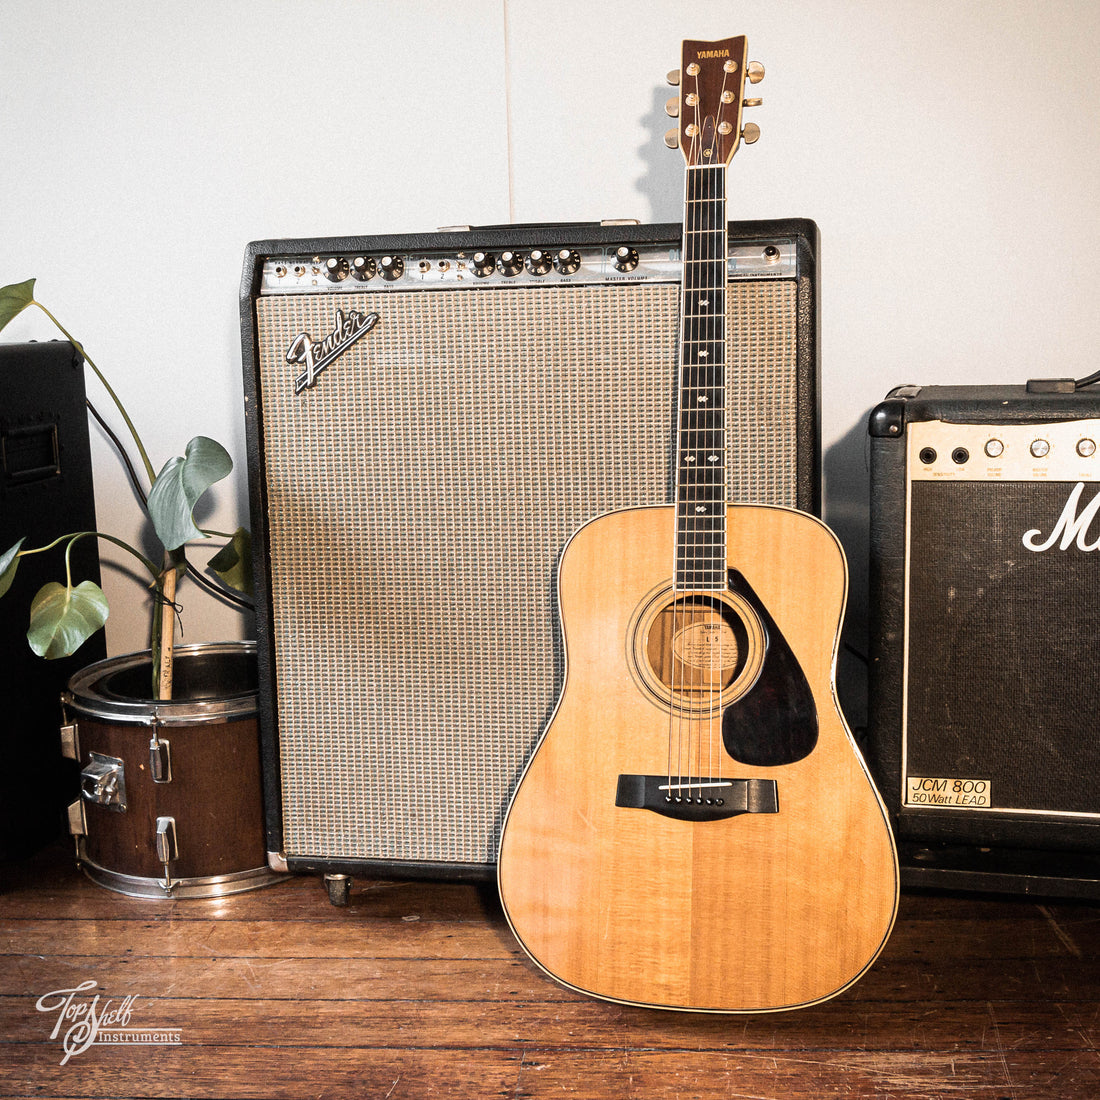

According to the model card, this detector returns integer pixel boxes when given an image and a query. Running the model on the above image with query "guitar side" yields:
[497,502,899,1013]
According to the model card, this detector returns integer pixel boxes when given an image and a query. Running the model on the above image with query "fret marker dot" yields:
[695,505,707,513]
[708,454,719,463]
[697,395,708,404]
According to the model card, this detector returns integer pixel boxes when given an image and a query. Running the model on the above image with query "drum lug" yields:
[66,799,87,837]
[155,816,179,895]
[149,735,173,784]
[66,799,88,866]
[59,721,80,761]
[80,752,127,811]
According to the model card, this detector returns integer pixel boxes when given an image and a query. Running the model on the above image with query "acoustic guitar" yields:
[497,34,899,1013]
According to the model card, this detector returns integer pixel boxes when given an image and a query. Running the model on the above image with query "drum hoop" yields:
[63,641,258,725]
[77,851,286,899]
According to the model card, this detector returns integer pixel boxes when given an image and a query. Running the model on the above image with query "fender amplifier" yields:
[241,219,820,882]
[868,383,1100,896]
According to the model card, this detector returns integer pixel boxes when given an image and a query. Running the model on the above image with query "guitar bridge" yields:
[615,774,778,822]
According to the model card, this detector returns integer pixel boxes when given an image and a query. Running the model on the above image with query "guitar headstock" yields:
[665,35,763,167]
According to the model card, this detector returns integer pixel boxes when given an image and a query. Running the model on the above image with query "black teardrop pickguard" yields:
[722,569,818,766]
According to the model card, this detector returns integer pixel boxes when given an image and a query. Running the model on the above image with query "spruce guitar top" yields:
[497,34,899,1013]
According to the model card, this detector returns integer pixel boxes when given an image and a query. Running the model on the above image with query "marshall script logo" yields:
[1022,481,1100,552]
[286,308,379,394]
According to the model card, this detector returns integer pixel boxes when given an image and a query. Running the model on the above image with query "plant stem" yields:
[18,531,160,579]
[32,301,158,486]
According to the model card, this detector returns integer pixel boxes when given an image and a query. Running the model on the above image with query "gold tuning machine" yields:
[664,129,679,149]
[741,122,761,144]
[747,61,765,84]
[666,68,680,86]
[665,96,679,118]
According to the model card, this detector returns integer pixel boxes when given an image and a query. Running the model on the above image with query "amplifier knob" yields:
[613,246,639,273]
[497,250,524,277]
[526,249,553,276]
[379,255,405,281]
[324,257,350,282]
[351,256,376,281]
[1078,438,1097,458]
[470,251,495,278]
[554,248,582,275]
[1030,439,1050,459]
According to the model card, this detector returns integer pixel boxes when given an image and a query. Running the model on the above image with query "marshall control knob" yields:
[497,250,524,277]
[613,245,639,273]
[378,255,404,281]
[351,256,376,281]
[324,257,350,282]
[555,248,582,276]
[526,249,553,276]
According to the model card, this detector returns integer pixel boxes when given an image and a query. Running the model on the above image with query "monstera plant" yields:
[0,278,252,698]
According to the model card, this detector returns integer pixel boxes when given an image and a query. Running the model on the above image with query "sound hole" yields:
[648,597,748,696]
[628,585,766,715]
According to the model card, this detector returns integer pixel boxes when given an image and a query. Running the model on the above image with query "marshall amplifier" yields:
[240,218,820,885]
[868,383,1100,897]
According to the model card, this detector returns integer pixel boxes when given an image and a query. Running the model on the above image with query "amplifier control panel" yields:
[907,419,1100,483]
[258,238,798,295]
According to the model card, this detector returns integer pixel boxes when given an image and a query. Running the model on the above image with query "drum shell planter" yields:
[61,641,282,899]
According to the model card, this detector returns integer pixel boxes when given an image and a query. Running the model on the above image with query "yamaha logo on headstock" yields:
[664,35,764,166]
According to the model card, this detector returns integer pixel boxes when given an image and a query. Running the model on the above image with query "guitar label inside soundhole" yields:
[628,585,765,715]
[670,615,742,681]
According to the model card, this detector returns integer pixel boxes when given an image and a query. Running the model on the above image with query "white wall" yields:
[4,1,1100,696]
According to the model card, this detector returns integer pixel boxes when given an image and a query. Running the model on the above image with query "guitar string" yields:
[687,77,707,804]
[712,62,733,794]
[670,73,698,803]
[681,65,735,803]
[682,81,712,806]
[671,60,736,806]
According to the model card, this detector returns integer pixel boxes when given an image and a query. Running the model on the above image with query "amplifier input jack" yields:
[918,447,937,465]
[951,447,970,465]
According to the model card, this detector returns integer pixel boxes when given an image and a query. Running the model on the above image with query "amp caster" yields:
[324,873,351,907]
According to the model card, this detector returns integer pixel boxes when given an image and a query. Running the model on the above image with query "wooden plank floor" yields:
[1,844,1098,1099]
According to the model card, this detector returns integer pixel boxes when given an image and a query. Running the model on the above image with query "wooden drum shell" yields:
[63,643,282,898]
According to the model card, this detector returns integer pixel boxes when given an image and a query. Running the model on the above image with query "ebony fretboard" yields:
[675,163,728,592]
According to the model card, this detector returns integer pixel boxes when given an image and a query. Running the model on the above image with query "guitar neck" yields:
[675,163,728,592]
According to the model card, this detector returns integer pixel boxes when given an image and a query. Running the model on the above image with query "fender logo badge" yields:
[286,308,379,393]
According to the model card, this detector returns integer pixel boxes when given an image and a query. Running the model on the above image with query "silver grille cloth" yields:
[255,280,798,864]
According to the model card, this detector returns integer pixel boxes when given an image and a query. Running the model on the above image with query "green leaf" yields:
[0,279,36,333]
[208,526,253,595]
[27,579,109,659]
[0,538,26,599]
[147,436,233,552]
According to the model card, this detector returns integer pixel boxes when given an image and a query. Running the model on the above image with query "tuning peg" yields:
[665,96,679,118]
[667,68,680,86]
[742,122,761,144]
[747,61,765,84]
[664,128,679,149]
[743,98,763,108]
